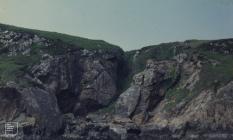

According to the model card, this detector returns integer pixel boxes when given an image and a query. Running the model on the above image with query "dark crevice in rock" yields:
[129,89,142,119]
[75,99,104,116]
[56,89,77,114]
[127,128,141,135]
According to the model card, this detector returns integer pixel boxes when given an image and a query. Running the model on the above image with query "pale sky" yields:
[0,0,233,50]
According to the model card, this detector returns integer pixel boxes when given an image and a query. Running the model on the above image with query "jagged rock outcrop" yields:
[203,39,233,54]
[0,30,50,56]
[29,48,122,115]
[144,81,233,140]
[115,60,180,122]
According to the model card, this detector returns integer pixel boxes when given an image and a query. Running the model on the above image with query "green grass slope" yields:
[0,23,121,50]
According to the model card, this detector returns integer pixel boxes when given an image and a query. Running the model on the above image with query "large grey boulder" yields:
[76,57,118,114]
[0,87,62,139]
[114,85,141,117]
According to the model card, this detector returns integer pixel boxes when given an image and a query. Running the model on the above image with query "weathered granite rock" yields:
[29,49,122,115]
[115,60,180,122]
[0,30,51,56]
[0,87,62,139]
[145,81,233,140]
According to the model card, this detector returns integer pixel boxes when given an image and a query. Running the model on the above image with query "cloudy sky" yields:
[0,0,233,50]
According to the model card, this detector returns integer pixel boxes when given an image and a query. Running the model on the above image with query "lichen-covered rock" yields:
[146,81,233,139]
[0,30,51,56]
[115,85,141,117]
[115,60,180,122]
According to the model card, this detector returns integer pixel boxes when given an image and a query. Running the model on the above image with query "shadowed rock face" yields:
[0,87,62,139]
[0,88,22,121]
[0,24,233,140]
[30,49,121,116]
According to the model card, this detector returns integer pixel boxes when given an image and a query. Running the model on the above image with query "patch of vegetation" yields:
[168,66,179,79]
[0,52,41,86]
[164,87,191,110]
[95,101,116,114]
[0,23,121,51]
[195,51,233,92]
[184,39,209,48]
[123,42,184,92]
[133,44,176,73]
[31,42,69,56]
[163,46,233,111]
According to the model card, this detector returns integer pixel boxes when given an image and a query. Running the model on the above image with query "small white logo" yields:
[4,122,18,137]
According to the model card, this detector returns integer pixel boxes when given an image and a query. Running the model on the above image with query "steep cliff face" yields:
[30,48,122,115]
[0,24,125,139]
[0,24,233,140]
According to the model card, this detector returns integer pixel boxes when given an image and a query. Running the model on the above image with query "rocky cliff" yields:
[0,24,233,140]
